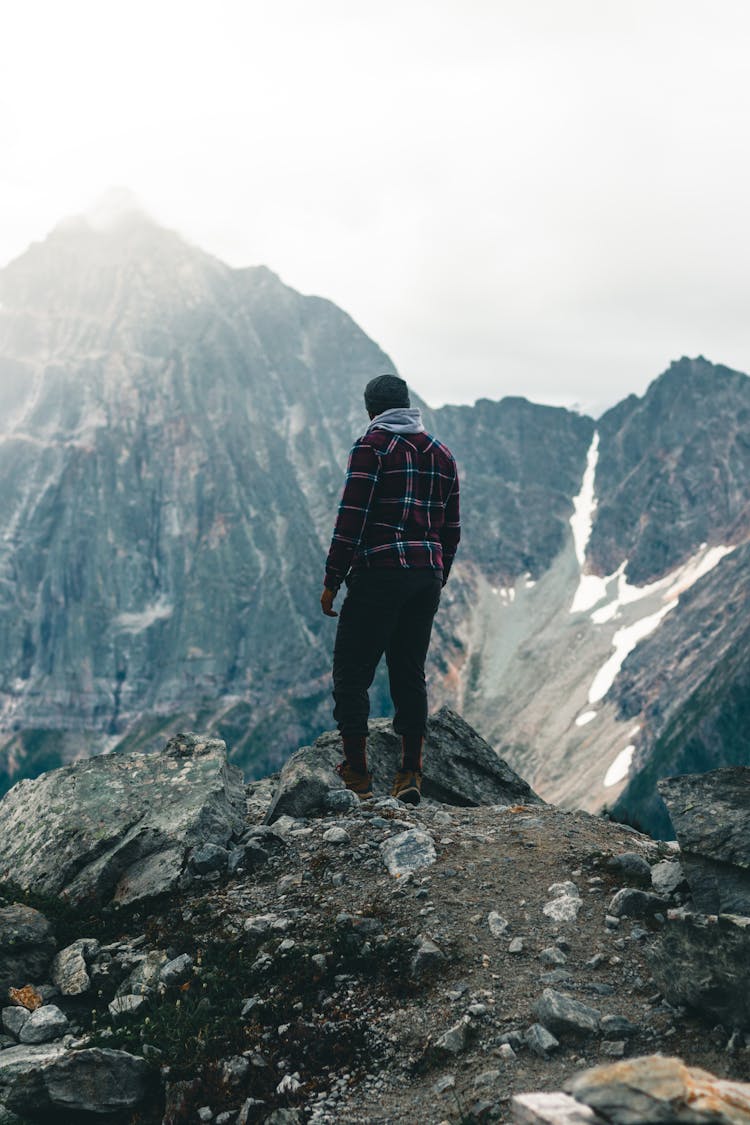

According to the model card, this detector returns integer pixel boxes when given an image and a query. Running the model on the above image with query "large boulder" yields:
[0,733,246,907]
[564,1055,750,1124]
[265,707,542,822]
[658,768,750,915]
[0,906,56,996]
[647,911,750,1030]
[0,1045,151,1119]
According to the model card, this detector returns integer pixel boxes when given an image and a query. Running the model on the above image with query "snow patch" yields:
[604,745,635,788]
[575,711,597,727]
[585,542,734,704]
[570,432,599,567]
[588,604,673,703]
[115,599,173,633]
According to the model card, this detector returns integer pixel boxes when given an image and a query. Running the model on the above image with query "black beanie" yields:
[364,374,410,412]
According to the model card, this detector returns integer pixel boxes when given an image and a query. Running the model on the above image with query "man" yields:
[321,373,461,804]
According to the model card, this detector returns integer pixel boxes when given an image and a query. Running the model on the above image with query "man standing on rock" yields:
[321,374,460,805]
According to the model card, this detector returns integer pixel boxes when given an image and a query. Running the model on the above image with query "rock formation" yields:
[0,717,746,1122]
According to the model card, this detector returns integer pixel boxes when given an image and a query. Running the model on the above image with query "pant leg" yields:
[385,571,442,737]
[332,572,405,738]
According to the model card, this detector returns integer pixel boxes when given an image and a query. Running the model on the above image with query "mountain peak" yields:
[54,187,156,236]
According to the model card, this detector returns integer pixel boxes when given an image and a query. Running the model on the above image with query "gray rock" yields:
[608,888,669,918]
[599,1014,638,1038]
[322,826,350,845]
[160,954,193,986]
[325,789,361,813]
[108,994,147,1019]
[228,842,270,875]
[1,1045,151,1117]
[51,938,99,997]
[190,843,229,875]
[17,1006,68,1045]
[650,860,686,897]
[540,947,567,966]
[543,882,582,923]
[435,1016,471,1055]
[509,937,525,954]
[488,912,510,937]
[648,911,750,1029]
[380,829,436,876]
[659,768,750,915]
[606,853,652,885]
[264,752,338,824]
[565,1054,750,1124]
[524,1023,561,1058]
[0,733,245,907]
[534,989,601,1036]
[0,905,56,995]
[513,1091,602,1122]
[411,937,445,976]
[1,1009,30,1040]
[303,708,543,817]
[118,950,167,997]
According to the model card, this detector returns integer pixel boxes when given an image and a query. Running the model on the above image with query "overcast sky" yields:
[3,0,750,414]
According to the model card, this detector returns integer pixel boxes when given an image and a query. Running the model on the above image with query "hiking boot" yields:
[391,769,422,805]
[336,761,374,800]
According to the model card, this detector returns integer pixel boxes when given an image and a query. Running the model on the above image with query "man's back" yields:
[325,426,460,590]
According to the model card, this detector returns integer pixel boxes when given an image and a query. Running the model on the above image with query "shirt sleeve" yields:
[440,462,461,583]
[324,440,381,590]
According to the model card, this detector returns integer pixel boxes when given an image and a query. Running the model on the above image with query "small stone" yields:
[190,843,229,875]
[433,1074,455,1094]
[197,1108,213,1123]
[650,860,686,896]
[601,1039,626,1058]
[587,953,607,968]
[608,888,669,918]
[18,1005,69,1044]
[108,994,147,1019]
[524,1022,560,1057]
[543,882,582,923]
[380,829,436,877]
[322,827,350,845]
[243,914,278,937]
[326,789,361,813]
[534,989,601,1035]
[540,946,567,966]
[599,1014,638,1038]
[435,1016,471,1055]
[221,1055,250,1086]
[605,915,621,930]
[509,937,524,954]
[2,1006,31,1038]
[488,912,510,937]
[160,954,193,986]
[497,1042,516,1060]
[607,852,652,884]
[411,937,445,977]
[52,938,99,997]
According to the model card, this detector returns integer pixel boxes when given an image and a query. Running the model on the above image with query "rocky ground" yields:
[1,762,749,1124]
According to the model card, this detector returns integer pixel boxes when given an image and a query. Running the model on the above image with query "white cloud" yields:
[2,0,750,410]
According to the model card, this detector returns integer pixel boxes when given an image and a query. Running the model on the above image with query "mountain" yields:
[0,205,748,833]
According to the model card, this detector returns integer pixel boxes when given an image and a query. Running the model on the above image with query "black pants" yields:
[332,568,442,739]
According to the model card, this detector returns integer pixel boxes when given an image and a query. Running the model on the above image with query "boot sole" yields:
[396,786,421,806]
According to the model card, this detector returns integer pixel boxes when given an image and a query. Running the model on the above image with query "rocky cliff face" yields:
[0,208,748,834]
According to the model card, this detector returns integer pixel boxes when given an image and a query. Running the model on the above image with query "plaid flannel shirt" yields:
[324,427,461,590]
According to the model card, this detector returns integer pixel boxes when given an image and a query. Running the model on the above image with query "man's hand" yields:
[321,587,339,617]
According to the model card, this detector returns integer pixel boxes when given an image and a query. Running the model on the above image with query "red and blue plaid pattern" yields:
[324,428,461,590]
